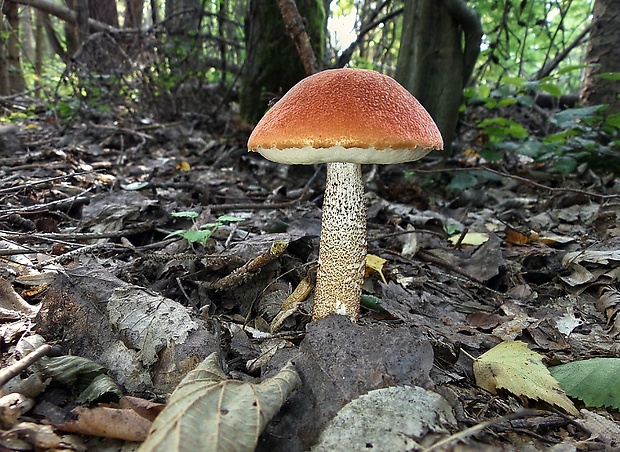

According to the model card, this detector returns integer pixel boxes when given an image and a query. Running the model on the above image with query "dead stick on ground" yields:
[415,166,620,200]
[210,240,289,291]
[0,344,53,388]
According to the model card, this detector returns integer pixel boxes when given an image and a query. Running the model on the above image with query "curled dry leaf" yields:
[58,405,152,442]
[139,353,301,452]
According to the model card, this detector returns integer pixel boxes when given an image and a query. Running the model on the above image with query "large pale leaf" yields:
[107,286,198,366]
[473,341,579,415]
[312,386,456,451]
[550,358,620,410]
[139,353,301,452]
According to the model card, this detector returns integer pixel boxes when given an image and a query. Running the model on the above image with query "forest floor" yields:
[1,98,620,451]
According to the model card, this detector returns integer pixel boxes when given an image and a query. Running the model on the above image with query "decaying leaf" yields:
[58,405,152,442]
[312,386,456,451]
[473,341,579,415]
[139,353,301,452]
[575,409,620,448]
[550,358,620,410]
[448,231,489,246]
[107,285,198,367]
[596,286,620,337]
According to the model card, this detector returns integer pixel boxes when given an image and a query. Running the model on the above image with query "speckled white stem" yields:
[312,162,366,321]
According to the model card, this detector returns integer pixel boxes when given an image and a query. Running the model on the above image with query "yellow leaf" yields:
[176,161,191,172]
[473,341,579,416]
[448,232,489,246]
[365,254,387,284]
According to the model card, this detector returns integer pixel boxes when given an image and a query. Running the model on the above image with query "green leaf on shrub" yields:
[552,105,605,128]
[598,72,620,81]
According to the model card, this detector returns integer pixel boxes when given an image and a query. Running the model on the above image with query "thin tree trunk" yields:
[2,1,27,93]
[125,0,145,28]
[35,9,43,97]
[0,16,10,95]
[76,0,90,45]
[88,0,119,27]
[240,0,325,123]
[581,0,620,114]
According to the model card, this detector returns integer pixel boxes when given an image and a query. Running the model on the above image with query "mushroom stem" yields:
[312,162,366,321]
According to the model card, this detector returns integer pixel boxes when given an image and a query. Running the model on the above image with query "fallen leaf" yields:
[139,353,301,452]
[448,231,489,246]
[549,358,620,410]
[473,341,579,415]
[365,254,388,284]
[58,405,152,442]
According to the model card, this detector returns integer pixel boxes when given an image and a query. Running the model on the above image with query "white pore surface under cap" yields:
[255,145,434,165]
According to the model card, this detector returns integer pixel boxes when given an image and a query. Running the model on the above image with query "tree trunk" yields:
[35,8,43,97]
[581,0,620,114]
[125,0,145,28]
[2,1,27,93]
[164,0,201,33]
[240,0,325,123]
[395,0,481,153]
[88,0,119,27]
[76,0,90,45]
[0,15,10,95]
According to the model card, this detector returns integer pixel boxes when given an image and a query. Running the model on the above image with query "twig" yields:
[0,222,155,243]
[337,4,404,68]
[414,166,620,200]
[423,410,538,451]
[0,344,53,388]
[0,170,101,195]
[210,240,289,291]
[0,190,93,217]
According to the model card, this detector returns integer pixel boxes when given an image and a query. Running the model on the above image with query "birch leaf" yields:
[139,353,301,452]
[473,341,579,416]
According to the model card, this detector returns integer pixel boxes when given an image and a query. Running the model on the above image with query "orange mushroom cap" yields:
[248,68,443,164]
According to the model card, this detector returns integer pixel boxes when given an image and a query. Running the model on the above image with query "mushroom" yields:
[248,68,443,321]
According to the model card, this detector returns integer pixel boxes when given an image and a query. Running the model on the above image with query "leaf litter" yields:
[0,111,619,450]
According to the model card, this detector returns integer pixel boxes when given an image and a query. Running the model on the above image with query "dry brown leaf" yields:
[58,406,152,442]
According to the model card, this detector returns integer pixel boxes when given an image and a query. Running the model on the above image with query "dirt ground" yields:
[1,104,620,450]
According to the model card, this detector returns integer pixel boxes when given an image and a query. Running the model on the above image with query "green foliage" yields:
[469,0,593,88]
[166,212,245,248]
[464,72,620,178]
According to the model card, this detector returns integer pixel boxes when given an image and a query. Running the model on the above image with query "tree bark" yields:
[395,0,481,153]
[2,1,26,93]
[76,0,90,46]
[88,0,119,28]
[125,0,145,28]
[581,0,620,114]
[240,0,325,123]
[0,15,10,95]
